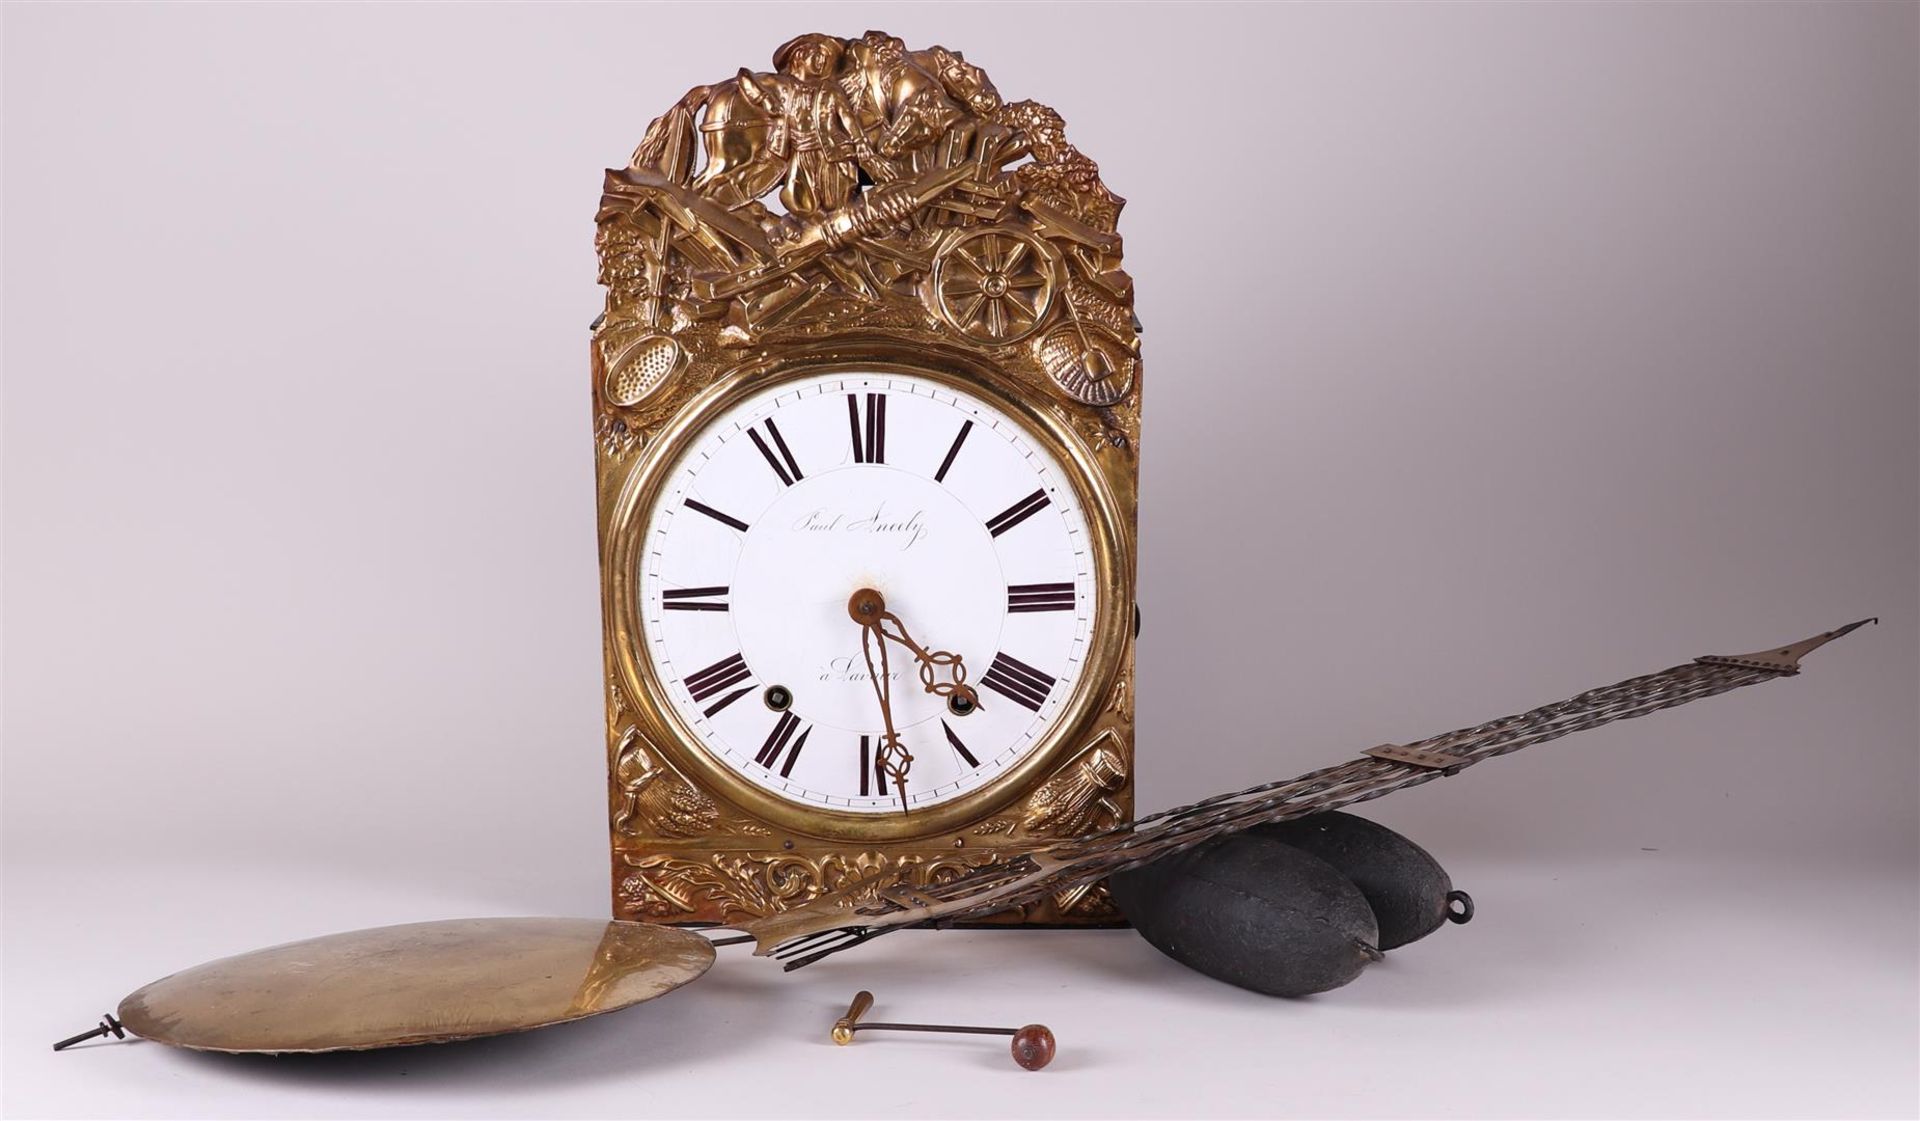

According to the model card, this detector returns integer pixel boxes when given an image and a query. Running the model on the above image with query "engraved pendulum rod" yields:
[739,618,1878,966]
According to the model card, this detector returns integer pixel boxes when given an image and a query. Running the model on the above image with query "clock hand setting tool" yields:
[56,29,1879,1066]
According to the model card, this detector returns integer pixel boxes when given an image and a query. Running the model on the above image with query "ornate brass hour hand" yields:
[848,588,982,714]
[847,588,983,815]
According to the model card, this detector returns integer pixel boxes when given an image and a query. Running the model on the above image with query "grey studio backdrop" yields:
[3,3,1915,1119]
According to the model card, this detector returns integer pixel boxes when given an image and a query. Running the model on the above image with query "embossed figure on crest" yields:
[739,34,863,218]
[596,29,1140,410]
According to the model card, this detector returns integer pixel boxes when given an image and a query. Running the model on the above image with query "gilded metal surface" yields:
[735,621,1871,962]
[615,846,1003,924]
[116,918,715,1053]
[594,31,1139,926]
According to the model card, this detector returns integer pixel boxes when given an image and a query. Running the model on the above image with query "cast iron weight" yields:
[831,990,1057,1071]
[52,1014,126,1052]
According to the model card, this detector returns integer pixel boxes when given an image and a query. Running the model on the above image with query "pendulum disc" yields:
[114,917,716,1053]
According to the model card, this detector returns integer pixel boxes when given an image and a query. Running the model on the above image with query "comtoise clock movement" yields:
[592,31,1141,926]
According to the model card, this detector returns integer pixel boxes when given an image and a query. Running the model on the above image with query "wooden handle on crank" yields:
[832,990,875,1045]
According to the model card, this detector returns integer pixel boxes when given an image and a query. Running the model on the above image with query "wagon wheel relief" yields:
[932,228,1059,345]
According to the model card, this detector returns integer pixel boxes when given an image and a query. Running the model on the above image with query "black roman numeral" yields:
[684,498,749,533]
[755,711,811,777]
[858,735,889,797]
[685,653,752,715]
[934,419,973,483]
[981,652,1056,712]
[662,586,729,612]
[1007,582,1074,613]
[942,720,980,769]
[747,418,804,486]
[847,392,886,464]
[986,488,1050,537]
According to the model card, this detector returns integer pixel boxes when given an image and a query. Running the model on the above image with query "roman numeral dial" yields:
[684,653,753,716]
[942,720,980,768]
[981,652,1057,713]
[662,586,728,612]
[747,418,804,486]
[859,735,891,797]
[987,489,1051,537]
[684,498,749,533]
[935,420,972,483]
[755,712,811,777]
[638,371,1099,817]
[1007,582,1074,613]
[847,392,886,464]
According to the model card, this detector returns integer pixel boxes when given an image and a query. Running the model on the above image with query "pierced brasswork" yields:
[593,30,1139,411]
[615,849,1004,923]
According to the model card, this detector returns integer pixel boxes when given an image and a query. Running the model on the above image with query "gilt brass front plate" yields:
[594,30,1141,928]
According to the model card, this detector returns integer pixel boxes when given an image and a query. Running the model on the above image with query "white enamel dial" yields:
[638,371,1097,815]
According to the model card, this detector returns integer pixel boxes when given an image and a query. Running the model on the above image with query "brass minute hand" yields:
[849,589,913,814]
[847,589,985,814]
